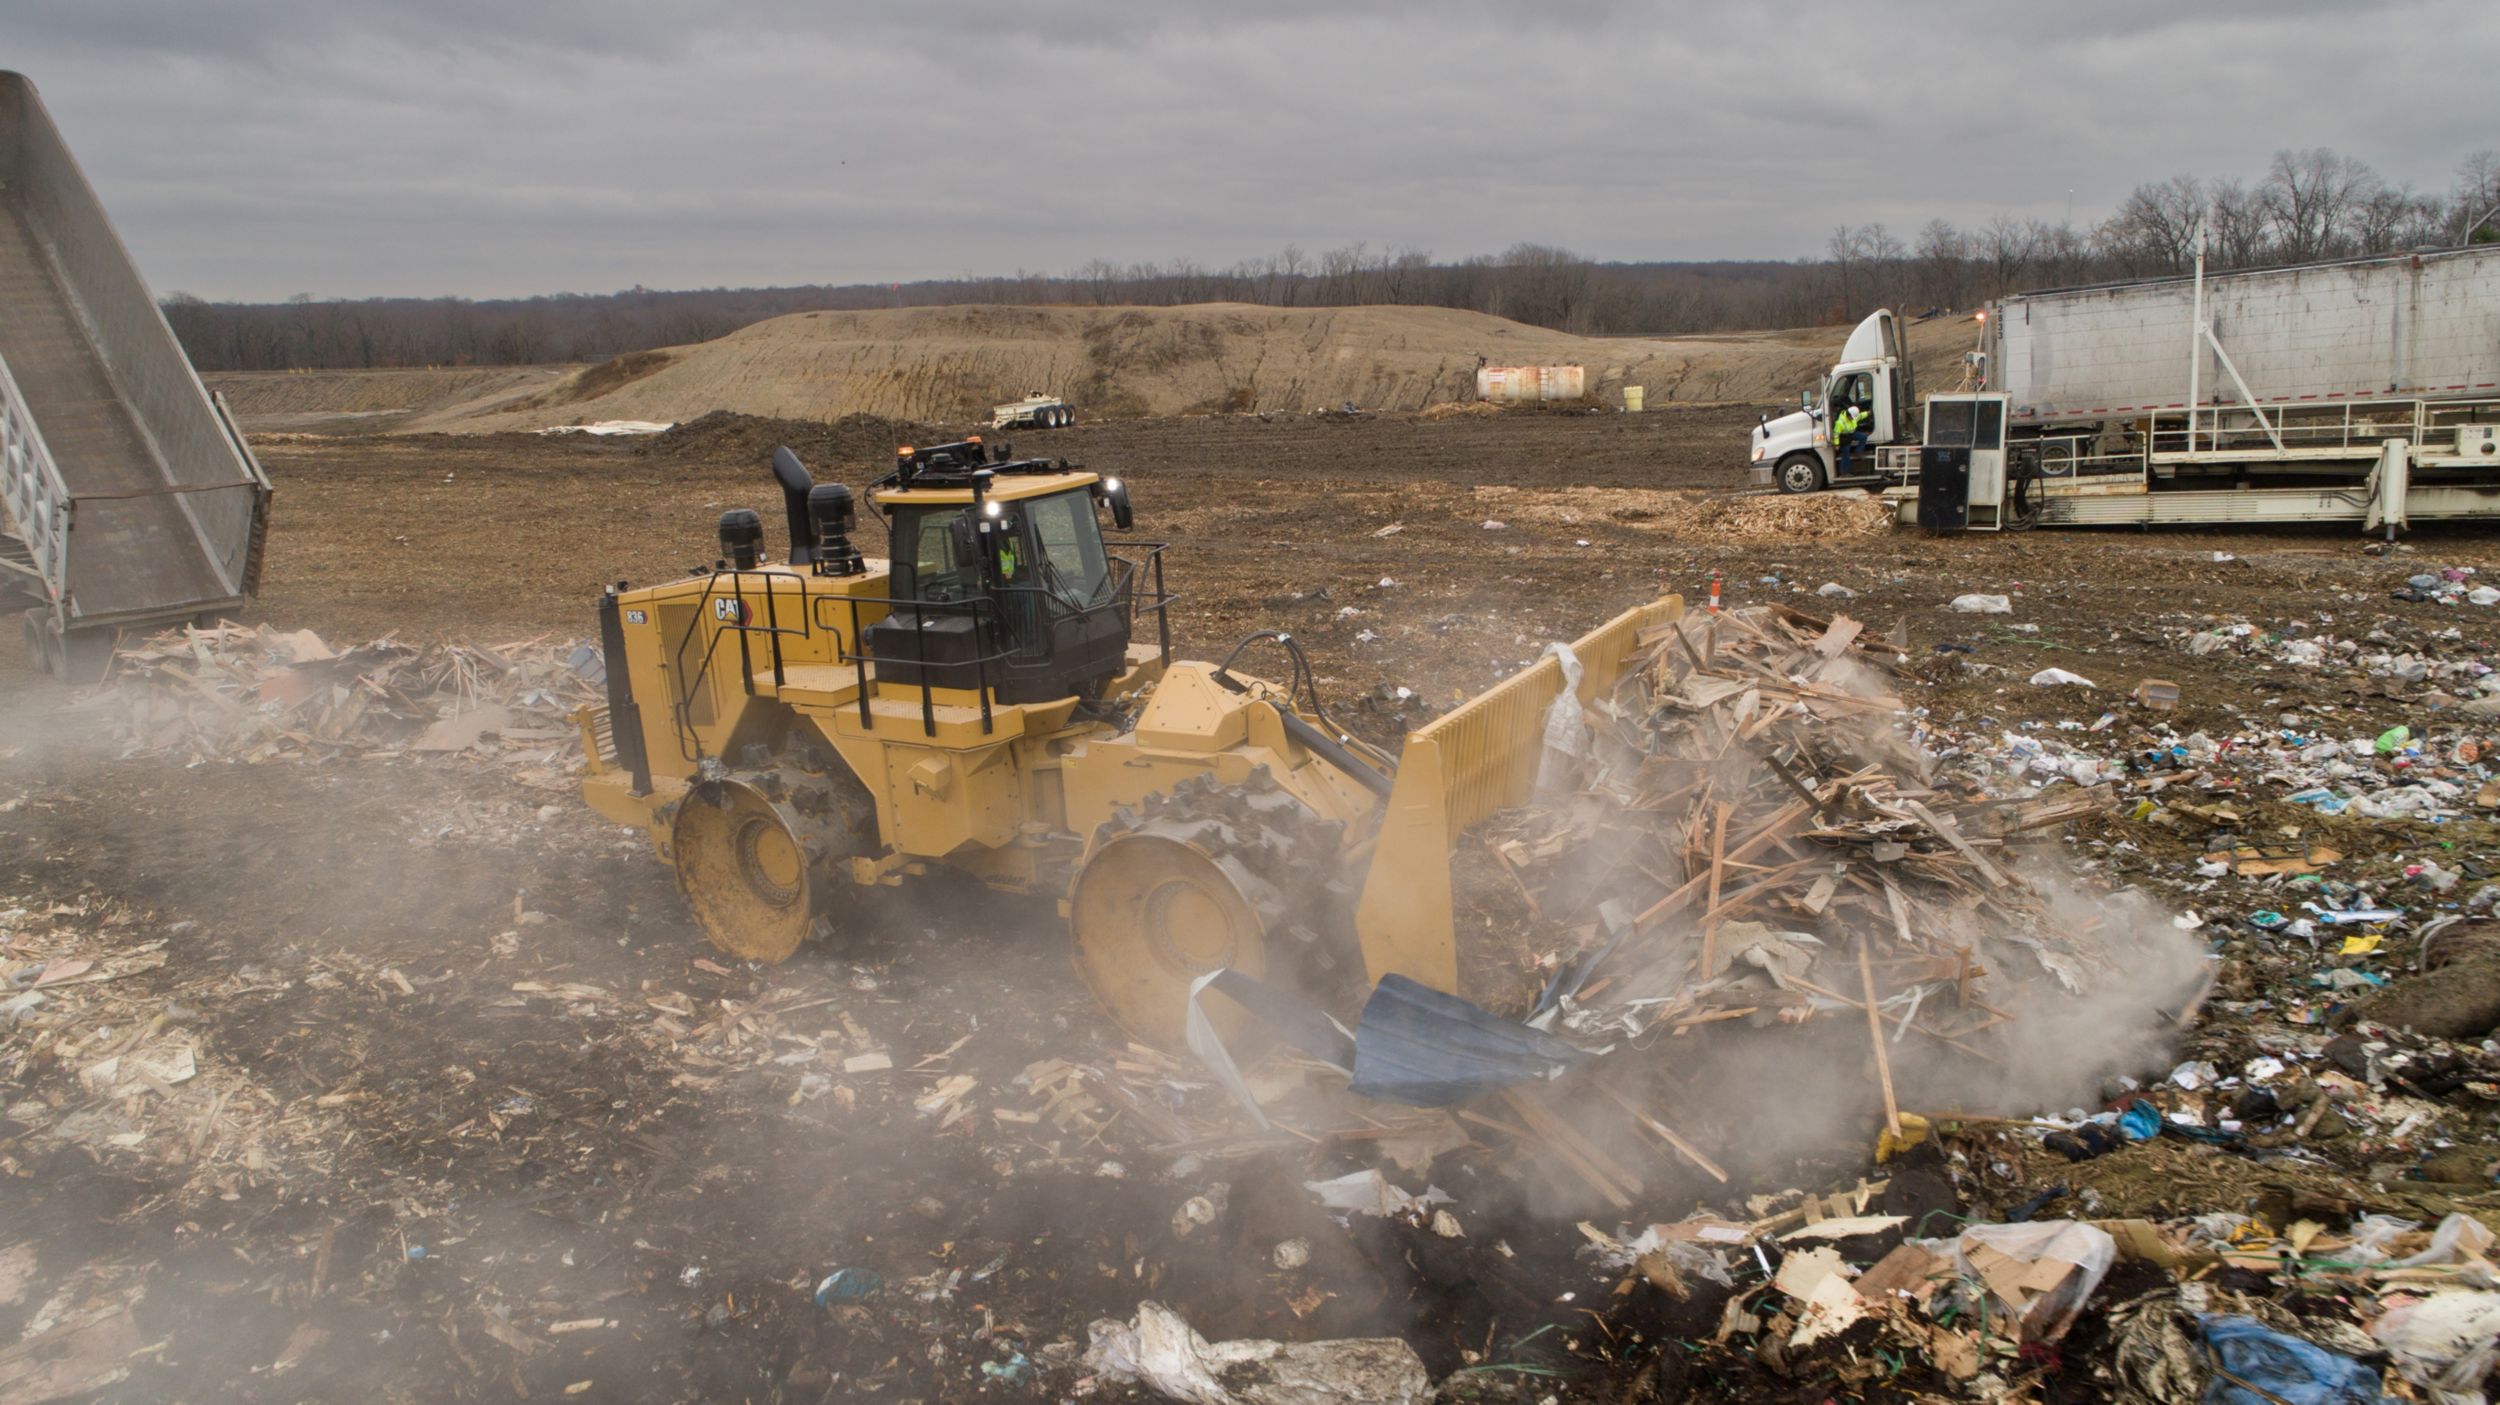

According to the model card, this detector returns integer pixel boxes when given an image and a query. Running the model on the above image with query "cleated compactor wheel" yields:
[672,778,819,963]
[1069,771,1349,1046]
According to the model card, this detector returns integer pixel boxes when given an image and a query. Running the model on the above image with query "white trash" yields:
[1949,594,2012,614]
[1084,1301,1432,1405]
[2372,1289,2500,1404]
[1535,642,1589,794]
[2029,668,2097,688]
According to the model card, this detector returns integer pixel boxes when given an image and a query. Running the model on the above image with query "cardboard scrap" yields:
[1788,1270,1869,1346]
[1855,1241,1951,1306]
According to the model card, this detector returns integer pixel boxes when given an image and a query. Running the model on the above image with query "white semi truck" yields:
[1750,243,2500,533]
[1748,309,1918,494]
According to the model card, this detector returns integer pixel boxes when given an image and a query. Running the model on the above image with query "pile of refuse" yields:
[2391,564,2499,606]
[1182,605,2197,1223]
[93,623,602,766]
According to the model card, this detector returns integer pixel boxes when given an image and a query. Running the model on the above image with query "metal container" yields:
[0,70,271,672]
[1476,365,1586,403]
[1988,245,2500,426]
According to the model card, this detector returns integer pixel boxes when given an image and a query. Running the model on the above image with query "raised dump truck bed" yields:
[0,71,270,676]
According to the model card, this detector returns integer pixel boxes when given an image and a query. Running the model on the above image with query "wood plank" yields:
[1597,1082,1729,1183]
[1857,934,1903,1140]
[1699,802,1730,976]
[1501,1088,1636,1209]
[1903,799,2016,890]
[1634,800,1811,931]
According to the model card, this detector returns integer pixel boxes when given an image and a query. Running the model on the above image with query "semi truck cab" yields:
[1748,309,1916,494]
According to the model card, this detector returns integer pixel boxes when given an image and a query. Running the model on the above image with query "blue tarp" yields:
[2199,1315,2386,1405]
[1347,975,1593,1107]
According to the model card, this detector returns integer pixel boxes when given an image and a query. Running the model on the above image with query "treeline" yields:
[165,147,2499,373]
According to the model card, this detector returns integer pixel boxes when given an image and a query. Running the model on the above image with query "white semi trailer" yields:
[1752,243,2500,533]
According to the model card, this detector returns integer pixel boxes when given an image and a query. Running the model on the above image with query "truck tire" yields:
[1775,453,1825,495]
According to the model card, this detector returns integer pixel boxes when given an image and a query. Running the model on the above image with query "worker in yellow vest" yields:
[1832,402,1870,477]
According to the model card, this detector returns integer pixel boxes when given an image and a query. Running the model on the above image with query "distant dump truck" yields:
[992,394,1075,430]
[0,71,272,678]
[1751,242,2500,533]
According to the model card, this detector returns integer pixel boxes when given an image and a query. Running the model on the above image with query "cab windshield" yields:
[1025,489,1113,611]
[889,489,1114,613]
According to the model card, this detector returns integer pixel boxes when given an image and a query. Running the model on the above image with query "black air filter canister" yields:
[718,509,764,569]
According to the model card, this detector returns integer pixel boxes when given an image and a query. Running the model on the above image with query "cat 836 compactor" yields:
[576,439,1682,1042]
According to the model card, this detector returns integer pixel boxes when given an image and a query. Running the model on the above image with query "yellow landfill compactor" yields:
[576,438,1682,1042]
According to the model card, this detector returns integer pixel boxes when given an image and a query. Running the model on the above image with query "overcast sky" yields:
[10,0,2495,302]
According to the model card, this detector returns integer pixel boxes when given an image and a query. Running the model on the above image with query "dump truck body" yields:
[0,72,271,676]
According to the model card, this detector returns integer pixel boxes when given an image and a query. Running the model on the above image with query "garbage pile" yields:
[1408,604,2182,1202]
[2391,565,2500,606]
[94,623,602,766]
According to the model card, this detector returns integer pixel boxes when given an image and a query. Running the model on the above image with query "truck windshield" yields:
[1025,489,1113,611]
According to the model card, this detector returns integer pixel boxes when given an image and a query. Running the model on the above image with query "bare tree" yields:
[2205,178,2269,268]
[1826,225,1860,321]
[1911,220,1967,309]
[1977,214,2035,299]
[2098,176,2204,275]
[2456,152,2500,243]
[2259,147,2382,262]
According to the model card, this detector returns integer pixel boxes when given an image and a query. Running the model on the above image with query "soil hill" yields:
[211,365,572,433]
[409,303,1972,432]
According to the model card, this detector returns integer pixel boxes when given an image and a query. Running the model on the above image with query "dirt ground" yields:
[9,401,2500,1401]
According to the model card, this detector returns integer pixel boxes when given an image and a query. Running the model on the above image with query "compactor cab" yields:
[864,439,1145,706]
[578,439,1682,1045]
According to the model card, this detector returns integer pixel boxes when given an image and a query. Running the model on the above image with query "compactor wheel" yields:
[672,778,818,963]
[1069,771,1349,1047]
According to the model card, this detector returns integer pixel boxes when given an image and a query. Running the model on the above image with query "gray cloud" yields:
[7,0,2492,300]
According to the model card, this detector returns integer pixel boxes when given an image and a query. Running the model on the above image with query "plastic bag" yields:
[1918,1220,2116,1342]
[1081,1301,1432,1405]
[2030,667,2097,688]
[2346,1214,2421,1266]
[2200,1315,2386,1405]
[1950,593,2013,614]
[1534,642,1588,794]
[2373,1290,2500,1404]
[2385,1214,2497,1271]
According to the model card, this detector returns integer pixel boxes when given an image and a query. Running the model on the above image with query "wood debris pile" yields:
[1452,605,2159,1205]
[96,622,602,764]
[1676,490,1892,542]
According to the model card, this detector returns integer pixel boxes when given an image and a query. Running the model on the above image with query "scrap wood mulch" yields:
[93,622,602,766]
[1441,603,2186,1206]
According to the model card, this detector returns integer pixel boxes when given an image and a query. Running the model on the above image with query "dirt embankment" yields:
[210,365,575,433]
[353,304,1972,433]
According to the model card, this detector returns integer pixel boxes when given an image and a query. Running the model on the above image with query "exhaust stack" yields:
[771,446,816,565]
